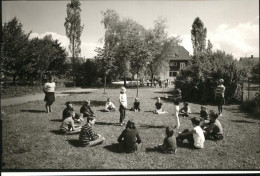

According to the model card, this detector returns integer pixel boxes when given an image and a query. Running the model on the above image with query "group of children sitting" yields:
[59,87,223,153]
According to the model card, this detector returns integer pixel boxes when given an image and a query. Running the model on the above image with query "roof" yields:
[167,45,190,61]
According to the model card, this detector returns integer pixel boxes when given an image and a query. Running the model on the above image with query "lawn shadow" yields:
[67,139,83,148]
[140,124,165,129]
[70,100,106,107]
[227,108,260,120]
[145,147,159,153]
[144,110,154,113]
[95,121,118,126]
[98,109,116,112]
[50,130,64,135]
[20,110,46,113]
[50,119,62,122]
[60,92,92,95]
[230,120,256,124]
[103,143,123,153]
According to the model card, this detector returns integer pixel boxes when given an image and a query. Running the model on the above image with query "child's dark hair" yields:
[166,127,174,137]
[126,119,136,129]
[191,117,201,126]
[210,111,219,120]
[68,109,75,116]
[184,102,188,106]
[87,117,95,123]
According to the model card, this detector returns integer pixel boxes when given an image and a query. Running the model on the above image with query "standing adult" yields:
[215,79,225,116]
[43,76,56,113]
[119,87,127,126]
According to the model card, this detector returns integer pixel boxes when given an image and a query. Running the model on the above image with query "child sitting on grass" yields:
[118,119,142,153]
[79,117,105,147]
[156,127,177,154]
[203,111,223,140]
[104,98,116,112]
[176,117,205,149]
[130,97,141,112]
[60,110,82,134]
[80,100,95,117]
[62,102,74,121]
[179,102,191,117]
[200,106,208,120]
[154,97,168,114]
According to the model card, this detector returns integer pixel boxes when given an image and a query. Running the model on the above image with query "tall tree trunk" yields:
[151,73,154,87]
[136,72,139,97]
[104,74,106,94]
[124,76,127,88]
[13,74,16,85]
[72,37,75,87]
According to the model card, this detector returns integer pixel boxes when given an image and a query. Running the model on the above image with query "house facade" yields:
[160,45,190,82]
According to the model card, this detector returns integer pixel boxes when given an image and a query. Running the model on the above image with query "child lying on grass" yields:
[154,97,168,114]
[176,117,205,149]
[60,110,82,134]
[79,117,105,147]
[156,127,177,154]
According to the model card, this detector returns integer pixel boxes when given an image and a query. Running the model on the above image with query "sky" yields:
[2,0,259,59]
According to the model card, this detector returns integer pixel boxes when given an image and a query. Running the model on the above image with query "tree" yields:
[2,17,31,84]
[191,17,207,55]
[64,0,84,86]
[206,40,213,54]
[145,18,181,85]
[95,47,116,93]
[28,35,67,83]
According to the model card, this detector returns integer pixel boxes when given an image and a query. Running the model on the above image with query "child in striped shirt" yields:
[79,117,105,147]
[215,79,225,116]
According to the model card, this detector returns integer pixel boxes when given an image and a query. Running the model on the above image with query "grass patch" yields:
[1,87,260,169]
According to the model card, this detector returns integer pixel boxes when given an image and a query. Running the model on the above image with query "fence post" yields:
[248,78,250,101]
[241,83,244,103]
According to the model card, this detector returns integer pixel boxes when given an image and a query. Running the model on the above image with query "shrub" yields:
[175,50,245,104]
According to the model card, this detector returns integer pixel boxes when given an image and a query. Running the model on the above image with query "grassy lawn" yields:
[1,87,260,170]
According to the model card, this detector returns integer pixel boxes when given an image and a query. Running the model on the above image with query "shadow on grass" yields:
[60,92,92,95]
[67,139,83,148]
[140,124,165,129]
[230,120,256,124]
[50,119,62,122]
[103,143,123,153]
[145,147,159,153]
[50,130,64,135]
[20,110,46,113]
[144,110,154,113]
[98,109,116,112]
[70,100,106,107]
[95,121,118,126]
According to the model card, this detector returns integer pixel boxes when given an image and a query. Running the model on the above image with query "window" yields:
[169,71,177,77]
[180,62,185,69]
[169,61,177,67]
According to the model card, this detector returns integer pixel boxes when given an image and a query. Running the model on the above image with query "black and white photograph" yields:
[1,0,259,174]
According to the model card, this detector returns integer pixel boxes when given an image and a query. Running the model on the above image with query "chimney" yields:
[251,55,253,58]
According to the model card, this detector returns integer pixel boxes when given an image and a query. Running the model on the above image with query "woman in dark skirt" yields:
[43,77,56,113]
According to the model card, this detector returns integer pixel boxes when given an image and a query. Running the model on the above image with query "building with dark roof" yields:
[160,45,190,82]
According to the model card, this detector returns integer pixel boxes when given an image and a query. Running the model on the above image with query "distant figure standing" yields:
[215,79,225,116]
[43,76,55,113]
[119,87,127,126]
[172,89,182,129]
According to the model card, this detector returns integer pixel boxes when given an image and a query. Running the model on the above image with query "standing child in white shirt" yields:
[119,87,127,126]
[215,79,225,116]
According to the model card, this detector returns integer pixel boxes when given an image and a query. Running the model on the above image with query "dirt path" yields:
[1,88,97,107]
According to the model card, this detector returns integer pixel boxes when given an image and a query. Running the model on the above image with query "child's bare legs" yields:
[88,135,105,147]
[174,106,180,129]
[45,103,50,113]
